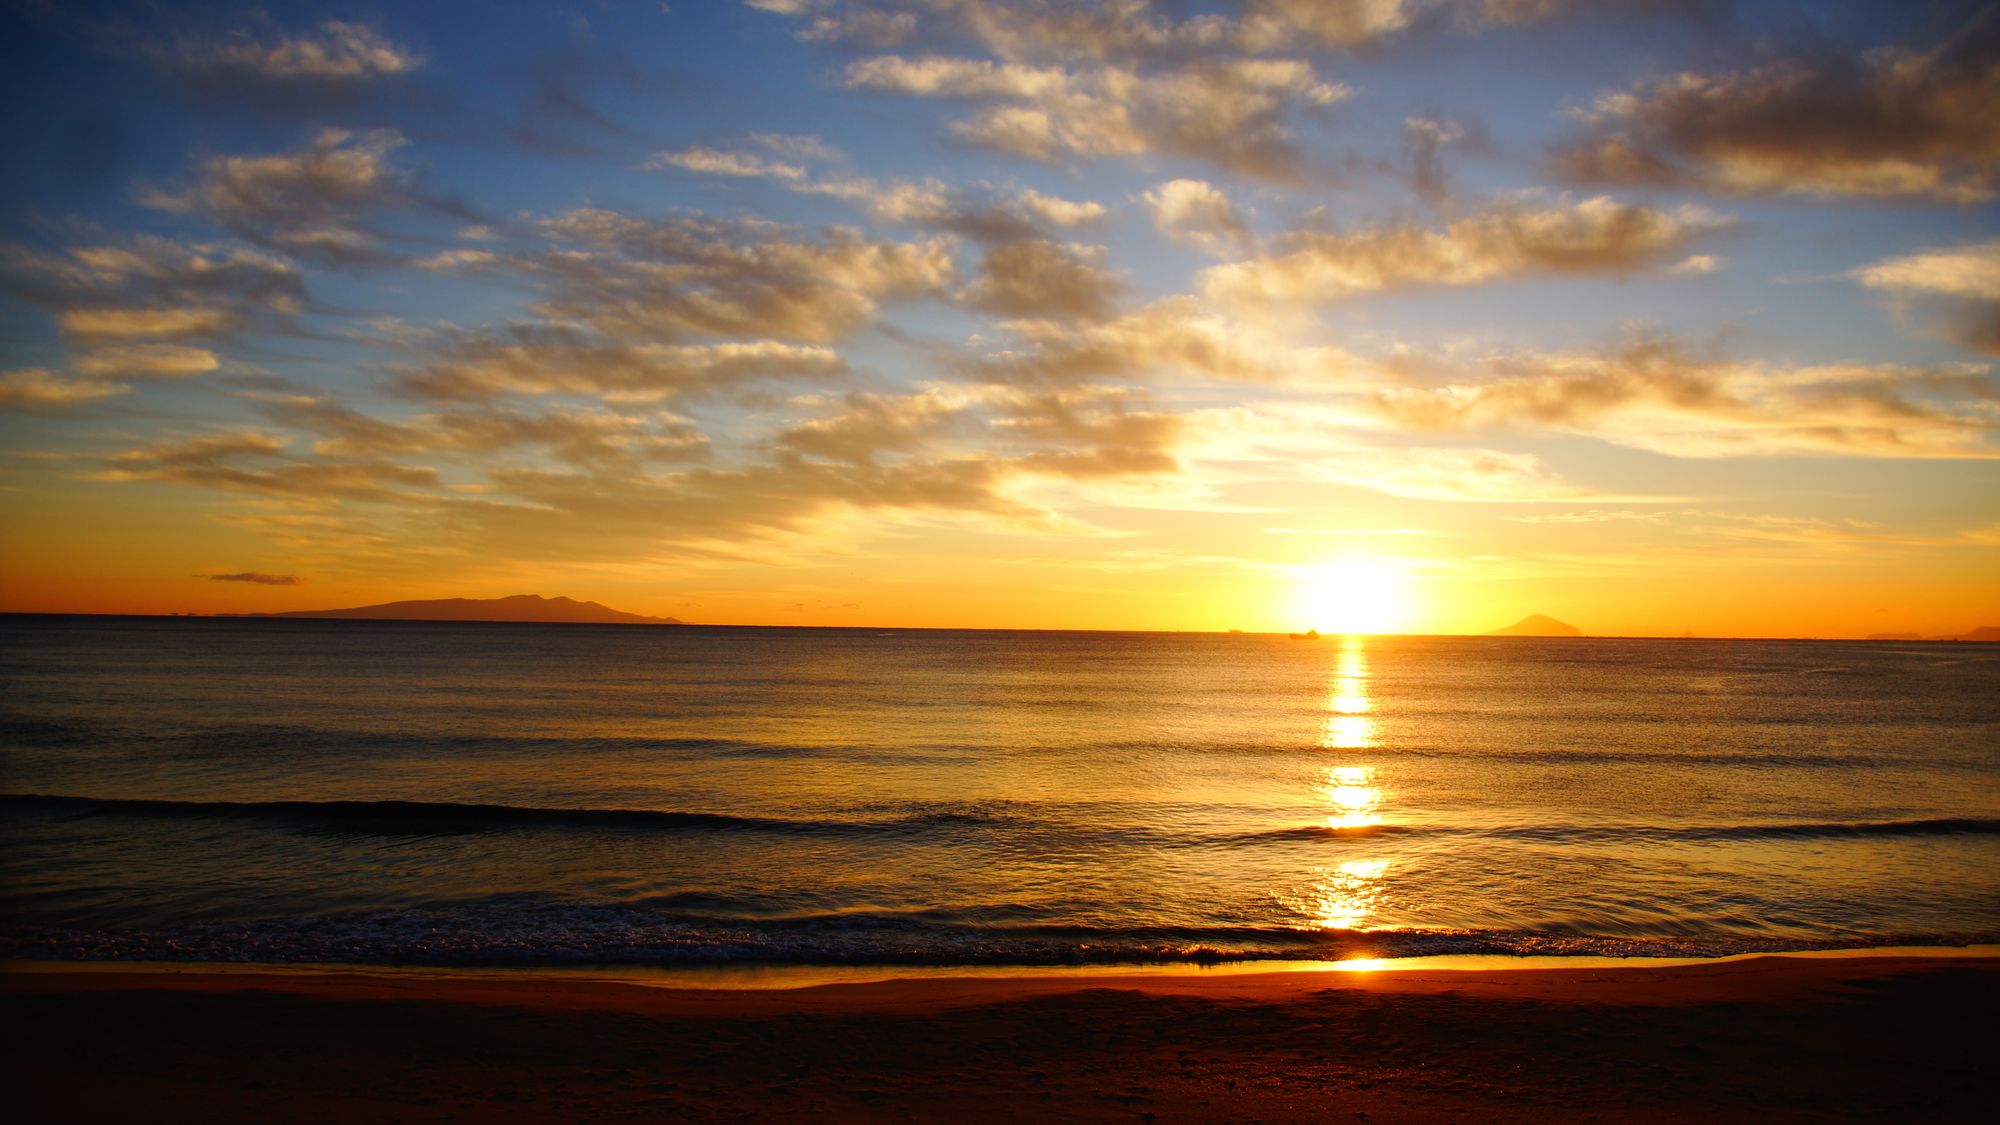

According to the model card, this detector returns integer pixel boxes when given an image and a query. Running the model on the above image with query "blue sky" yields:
[2,0,1995,635]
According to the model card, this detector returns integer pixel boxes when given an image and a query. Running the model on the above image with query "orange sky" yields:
[2,2,1996,637]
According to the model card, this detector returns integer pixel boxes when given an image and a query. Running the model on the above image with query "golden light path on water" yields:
[1301,636,1392,932]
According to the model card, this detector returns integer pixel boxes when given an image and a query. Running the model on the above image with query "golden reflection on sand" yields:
[1321,636,1375,749]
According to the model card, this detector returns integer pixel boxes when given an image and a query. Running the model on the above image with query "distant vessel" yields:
[1288,629,1321,640]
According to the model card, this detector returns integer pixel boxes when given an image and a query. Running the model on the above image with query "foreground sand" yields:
[4,955,1995,1123]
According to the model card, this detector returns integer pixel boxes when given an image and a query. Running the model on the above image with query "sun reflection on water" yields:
[1318,765,1381,829]
[1304,858,1392,930]
[1321,637,1375,749]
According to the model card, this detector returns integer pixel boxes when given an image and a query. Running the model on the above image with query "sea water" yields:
[2,615,1995,965]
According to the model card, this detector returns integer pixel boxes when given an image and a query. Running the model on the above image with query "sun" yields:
[1303,562,1409,634]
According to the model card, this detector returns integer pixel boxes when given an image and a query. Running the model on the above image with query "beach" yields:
[6,953,1995,1123]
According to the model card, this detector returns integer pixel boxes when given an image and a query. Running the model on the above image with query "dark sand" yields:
[5,955,1995,1123]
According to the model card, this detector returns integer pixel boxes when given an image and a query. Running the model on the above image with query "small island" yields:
[235,594,683,624]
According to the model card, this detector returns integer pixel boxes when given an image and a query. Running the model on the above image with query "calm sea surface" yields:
[2,615,1995,965]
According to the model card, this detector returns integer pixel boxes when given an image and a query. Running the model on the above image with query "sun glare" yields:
[1303,562,1408,634]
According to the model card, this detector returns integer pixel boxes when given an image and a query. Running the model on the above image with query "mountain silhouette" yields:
[241,594,682,624]
[1484,614,1583,637]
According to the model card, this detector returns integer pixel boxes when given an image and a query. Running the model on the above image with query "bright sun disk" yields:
[1303,562,1408,634]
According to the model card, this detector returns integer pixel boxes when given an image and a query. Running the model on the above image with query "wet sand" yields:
[5,955,1995,1123]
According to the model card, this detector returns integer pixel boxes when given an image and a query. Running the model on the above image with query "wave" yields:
[8,794,1997,848]
[1237,818,2000,844]
[3,899,1992,968]
[0,793,929,838]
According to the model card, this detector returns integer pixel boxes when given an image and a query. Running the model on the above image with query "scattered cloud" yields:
[1202,197,1729,306]
[0,237,304,344]
[154,22,425,117]
[516,210,956,343]
[1554,13,2000,202]
[1354,336,2000,457]
[1312,445,1626,502]
[389,327,846,403]
[963,239,1124,319]
[1500,509,1665,522]
[1145,179,1249,255]
[0,368,127,411]
[142,129,443,267]
[72,345,220,378]
[651,145,809,181]
[1854,239,2000,356]
[844,54,1348,180]
[651,135,1108,241]
[759,1,1673,62]
[970,295,1351,384]
[1261,526,1441,533]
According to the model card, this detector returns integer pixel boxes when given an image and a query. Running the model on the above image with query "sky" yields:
[0,0,1995,636]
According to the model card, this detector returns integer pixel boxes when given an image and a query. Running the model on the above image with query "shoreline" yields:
[7,951,1995,1123]
[7,941,1998,992]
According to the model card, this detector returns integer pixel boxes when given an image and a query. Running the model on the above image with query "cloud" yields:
[1499,509,1665,522]
[517,210,955,343]
[1261,526,1440,533]
[1854,239,2000,355]
[1553,13,2000,202]
[760,1,1662,62]
[653,139,1107,240]
[0,368,127,411]
[775,389,970,465]
[1355,336,2000,457]
[969,296,1351,384]
[72,345,220,378]
[651,145,809,180]
[390,326,846,403]
[257,394,713,470]
[1145,179,1249,255]
[144,129,447,267]
[1203,197,1728,305]
[823,179,1107,241]
[963,239,1124,319]
[103,433,440,503]
[0,237,305,344]
[202,571,305,585]
[1317,446,1616,502]
[156,22,423,117]
[844,54,1347,180]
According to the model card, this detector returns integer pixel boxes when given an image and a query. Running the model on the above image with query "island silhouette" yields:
[237,594,682,624]
[1484,614,1583,637]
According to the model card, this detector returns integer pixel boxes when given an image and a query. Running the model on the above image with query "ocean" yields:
[2,614,1995,967]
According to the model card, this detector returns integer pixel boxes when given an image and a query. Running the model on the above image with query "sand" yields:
[4,954,1995,1123]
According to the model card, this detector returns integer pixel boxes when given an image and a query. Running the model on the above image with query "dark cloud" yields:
[202,571,305,585]
[1553,10,2000,202]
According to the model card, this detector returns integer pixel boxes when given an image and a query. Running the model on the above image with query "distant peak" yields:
[1484,614,1583,637]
